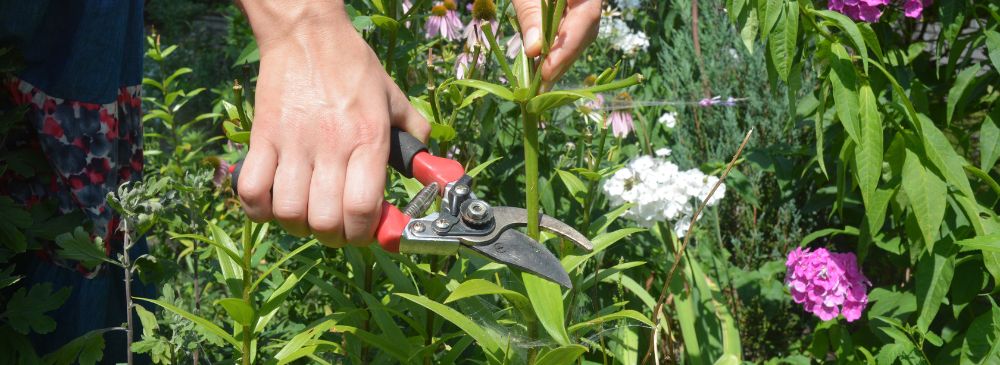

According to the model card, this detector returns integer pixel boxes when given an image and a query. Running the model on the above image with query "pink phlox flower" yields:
[903,0,932,18]
[785,247,870,322]
[828,0,889,22]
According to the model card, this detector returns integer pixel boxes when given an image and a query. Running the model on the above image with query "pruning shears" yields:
[232,128,592,288]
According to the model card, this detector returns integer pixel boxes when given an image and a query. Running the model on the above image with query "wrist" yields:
[241,0,353,54]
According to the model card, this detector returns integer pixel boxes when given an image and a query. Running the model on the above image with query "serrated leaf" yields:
[981,106,1000,171]
[960,299,1000,364]
[946,64,982,125]
[901,143,946,249]
[915,243,955,334]
[813,9,869,73]
[829,43,861,144]
[2,283,70,334]
[768,1,797,81]
[53,227,114,270]
[136,297,240,348]
[855,82,883,230]
[42,328,111,365]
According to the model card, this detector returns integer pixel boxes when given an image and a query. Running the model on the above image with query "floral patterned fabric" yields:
[1,78,143,275]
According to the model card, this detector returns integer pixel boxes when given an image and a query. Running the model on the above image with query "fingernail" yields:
[524,27,541,51]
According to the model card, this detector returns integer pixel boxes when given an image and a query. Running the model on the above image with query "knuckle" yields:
[343,198,380,220]
[309,214,343,235]
[272,201,307,221]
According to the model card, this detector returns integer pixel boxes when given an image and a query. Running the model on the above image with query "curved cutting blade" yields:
[461,207,593,251]
[464,229,572,289]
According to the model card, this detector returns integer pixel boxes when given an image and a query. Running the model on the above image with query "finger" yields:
[271,151,312,237]
[238,140,277,222]
[386,78,431,142]
[342,124,389,246]
[512,0,544,57]
[542,0,602,86]
[308,156,348,248]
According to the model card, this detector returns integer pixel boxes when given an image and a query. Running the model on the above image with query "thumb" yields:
[386,78,431,142]
[512,0,543,57]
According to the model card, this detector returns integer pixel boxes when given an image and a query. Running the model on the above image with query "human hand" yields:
[237,1,430,247]
[512,0,603,87]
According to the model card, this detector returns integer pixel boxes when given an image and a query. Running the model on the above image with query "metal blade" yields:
[462,207,593,251]
[464,229,572,289]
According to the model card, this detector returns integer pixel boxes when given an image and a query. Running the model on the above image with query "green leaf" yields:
[274,319,339,364]
[217,298,254,327]
[813,9,869,73]
[444,279,532,317]
[257,262,316,333]
[53,227,115,270]
[981,106,1000,171]
[829,43,861,144]
[960,299,1000,364]
[467,156,503,177]
[568,309,653,334]
[523,273,571,345]
[136,297,240,348]
[207,223,244,297]
[739,3,759,53]
[396,293,502,361]
[134,304,159,338]
[223,121,250,144]
[799,226,859,247]
[985,30,1000,70]
[954,233,1000,252]
[447,79,514,101]
[536,345,588,365]
[855,82,883,231]
[458,89,489,110]
[760,0,783,44]
[556,169,588,206]
[370,14,399,31]
[946,64,982,125]
[429,122,457,142]
[768,1,798,81]
[42,328,111,365]
[2,283,70,334]
[526,90,596,114]
[914,243,955,334]
[233,40,260,66]
[901,143,946,249]
[562,228,644,272]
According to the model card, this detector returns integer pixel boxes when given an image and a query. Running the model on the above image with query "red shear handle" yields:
[374,201,410,253]
[411,152,465,191]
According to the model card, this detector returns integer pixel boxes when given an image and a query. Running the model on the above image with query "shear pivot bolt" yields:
[461,200,493,226]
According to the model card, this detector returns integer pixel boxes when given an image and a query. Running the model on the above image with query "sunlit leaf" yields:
[217,298,254,327]
[136,297,240,348]
[396,293,502,361]
[535,345,587,365]
[526,90,596,114]
[522,273,570,345]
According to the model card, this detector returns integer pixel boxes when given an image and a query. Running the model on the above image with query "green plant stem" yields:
[521,106,541,240]
[581,126,610,231]
[122,218,135,365]
[241,222,254,365]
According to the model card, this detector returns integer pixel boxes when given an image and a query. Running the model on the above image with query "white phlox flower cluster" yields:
[602,155,726,236]
[658,111,677,128]
[598,15,649,55]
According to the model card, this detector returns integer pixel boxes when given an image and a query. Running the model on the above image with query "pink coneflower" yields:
[464,0,499,50]
[607,92,635,138]
[506,34,523,58]
[903,0,932,18]
[426,0,462,41]
[455,51,486,79]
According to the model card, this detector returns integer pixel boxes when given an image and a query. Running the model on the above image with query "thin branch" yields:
[642,128,753,364]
